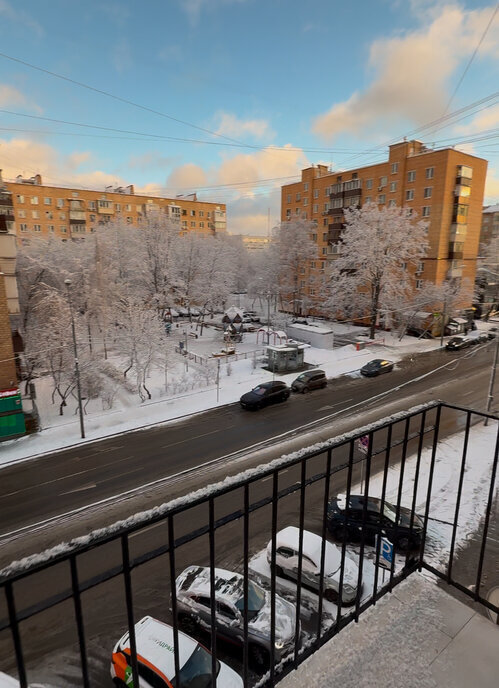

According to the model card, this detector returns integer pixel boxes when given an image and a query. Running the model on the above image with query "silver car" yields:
[175,565,298,669]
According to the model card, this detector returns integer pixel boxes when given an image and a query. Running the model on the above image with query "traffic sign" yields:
[377,535,394,569]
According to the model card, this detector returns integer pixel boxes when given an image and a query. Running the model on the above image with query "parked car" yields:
[487,326,498,340]
[327,494,424,551]
[446,336,472,351]
[360,359,394,377]
[465,330,488,345]
[111,615,243,688]
[175,566,297,669]
[291,369,327,394]
[241,315,252,324]
[267,526,360,605]
[240,381,290,410]
[243,311,260,322]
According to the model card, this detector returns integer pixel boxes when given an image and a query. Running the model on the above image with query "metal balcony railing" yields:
[0,402,497,687]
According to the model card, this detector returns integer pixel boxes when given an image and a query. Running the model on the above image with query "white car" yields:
[267,526,360,605]
[111,615,243,688]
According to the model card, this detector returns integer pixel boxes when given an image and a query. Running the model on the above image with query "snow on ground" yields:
[1,315,494,467]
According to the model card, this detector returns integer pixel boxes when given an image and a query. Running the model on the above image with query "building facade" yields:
[481,204,499,247]
[3,174,227,240]
[281,140,487,310]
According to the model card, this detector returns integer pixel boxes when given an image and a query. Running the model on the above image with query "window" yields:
[406,189,414,201]
[366,179,373,190]
[57,198,64,208]
[313,204,318,213]
[310,288,316,296]
[286,209,291,218]
[207,211,211,218]
[322,247,327,255]
[125,204,132,211]
[365,196,371,203]
[199,221,204,228]
[388,200,396,207]
[304,182,309,191]
[390,181,397,192]
[303,198,308,206]
[416,279,423,290]
[59,212,66,219]
[30,196,38,205]
[190,221,196,227]
[19,223,28,232]
[401,262,407,270]
[379,176,387,187]
[88,200,96,210]
[296,192,301,201]
[16,194,24,203]
[33,224,41,232]
[90,214,96,222]
[48,225,55,233]
[17,209,26,218]
[426,167,434,179]
[407,170,416,182]
[31,210,39,219]
[391,162,399,174]
[199,210,204,217]
[331,198,343,209]
[406,208,413,216]
[60,225,67,233]
[378,194,386,204]
[99,200,111,208]
[115,203,121,211]
[300,280,305,288]
[324,187,330,196]
[417,262,424,272]
[323,218,328,226]
[422,206,431,217]
[424,187,432,199]
[190,209,196,216]
[72,192,79,198]
[44,197,51,205]
[286,193,291,203]
[314,189,319,199]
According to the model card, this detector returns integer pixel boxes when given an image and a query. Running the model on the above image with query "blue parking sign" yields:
[378,536,394,569]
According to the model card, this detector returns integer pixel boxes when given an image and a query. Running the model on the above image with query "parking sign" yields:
[377,536,394,569]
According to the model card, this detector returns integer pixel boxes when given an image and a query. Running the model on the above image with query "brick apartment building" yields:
[281,140,487,312]
[481,204,499,247]
[3,173,227,240]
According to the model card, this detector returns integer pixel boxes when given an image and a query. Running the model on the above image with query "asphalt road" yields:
[0,343,497,686]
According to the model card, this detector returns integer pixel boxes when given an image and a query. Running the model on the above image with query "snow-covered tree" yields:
[324,203,429,338]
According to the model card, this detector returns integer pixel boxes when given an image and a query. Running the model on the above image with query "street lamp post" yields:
[266,291,271,345]
[64,279,85,439]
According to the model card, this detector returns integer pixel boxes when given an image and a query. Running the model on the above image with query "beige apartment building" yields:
[281,140,487,311]
[3,173,227,240]
[481,204,499,248]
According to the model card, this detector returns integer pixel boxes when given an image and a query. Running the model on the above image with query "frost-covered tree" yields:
[271,218,318,316]
[324,203,429,338]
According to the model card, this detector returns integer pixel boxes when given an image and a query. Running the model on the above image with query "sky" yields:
[0,0,498,235]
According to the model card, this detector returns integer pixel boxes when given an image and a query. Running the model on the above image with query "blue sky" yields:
[0,0,498,233]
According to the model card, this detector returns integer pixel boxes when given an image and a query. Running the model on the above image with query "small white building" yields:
[286,322,334,349]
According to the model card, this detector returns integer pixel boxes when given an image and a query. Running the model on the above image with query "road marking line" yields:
[60,484,97,496]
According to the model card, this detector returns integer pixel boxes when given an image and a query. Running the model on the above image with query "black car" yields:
[487,327,498,340]
[446,336,472,351]
[360,359,394,377]
[240,381,290,410]
[327,494,423,551]
[291,369,327,393]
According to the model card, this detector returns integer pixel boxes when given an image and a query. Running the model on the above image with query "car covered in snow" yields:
[327,494,424,551]
[267,526,360,605]
[360,359,394,377]
[239,381,290,410]
[111,615,243,688]
[175,566,297,669]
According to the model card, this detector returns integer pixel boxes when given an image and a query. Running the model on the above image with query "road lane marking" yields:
[318,399,353,411]
[60,484,97,496]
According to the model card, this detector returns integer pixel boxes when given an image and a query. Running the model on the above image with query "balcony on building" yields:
[449,223,467,242]
[97,200,115,215]
[455,165,473,187]
[448,261,463,278]
[328,226,342,244]
[448,242,464,260]
[69,210,86,221]
[452,203,469,225]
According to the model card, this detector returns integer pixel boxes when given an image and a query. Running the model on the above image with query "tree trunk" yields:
[370,278,381,339]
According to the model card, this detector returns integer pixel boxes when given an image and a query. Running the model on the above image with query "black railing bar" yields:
[5,582,27,688]
[390,417,410,592]
[0,403,441,585]
[355,432,373,622]
[294,460,307,668]
[474,422,499,599]
[69,556,90,688]
[269,471,278,686]
[436,402,499,421]
[447,410,472,582]
[373,424,393,600]
[418,404,442,568]
[168,516,181,686]
[336,440,355,625]
[242,484,249,688]
[316,447,333,642]
[421,562,499,615]
[208,498,217,688]
[121,535,140,688]
[405,410,427,569]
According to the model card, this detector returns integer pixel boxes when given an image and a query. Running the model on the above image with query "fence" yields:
[174,346,266,366]
[0,401,497,687]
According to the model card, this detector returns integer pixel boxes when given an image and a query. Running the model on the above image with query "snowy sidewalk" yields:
[281,573,499,688]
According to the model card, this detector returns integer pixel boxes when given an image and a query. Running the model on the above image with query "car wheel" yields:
[250,643,270,671]
[396,536,410,551]
[325,587,339,603]
[179,613,199,636]
[333,525,349,542]
[302,386,310,394]
[275,564,285,578]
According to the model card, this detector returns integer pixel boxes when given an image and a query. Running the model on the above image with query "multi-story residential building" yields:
[480,204,499,248]
[281,140,487,313]
[241,235,271,251]
[4,173,227,240]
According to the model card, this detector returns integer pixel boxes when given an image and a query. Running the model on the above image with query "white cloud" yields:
[0,84,29,108]
[485,168,499,204]
[455,103,499,135]
[215,112,274,141]
[313,4,499,141]
[128,152,180,171]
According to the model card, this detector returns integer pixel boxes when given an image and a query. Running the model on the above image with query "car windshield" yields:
[296,374,307,381]
[381,502,414,527]
[252,386,267,396]
[171,644,219,688]
[235,580,266,620]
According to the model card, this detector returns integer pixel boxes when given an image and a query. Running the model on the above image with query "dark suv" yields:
[291,369,327,393]
[240,381,290,410]
[327,494,423,550]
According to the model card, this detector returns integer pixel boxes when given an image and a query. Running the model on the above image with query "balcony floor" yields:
[282,573,498,688]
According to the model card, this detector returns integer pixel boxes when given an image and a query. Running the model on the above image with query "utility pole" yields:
[216,359,220,403]
[267,291,271,346]
[64,279,85,439]
[440,298,447,348]
[485,333,499,426]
